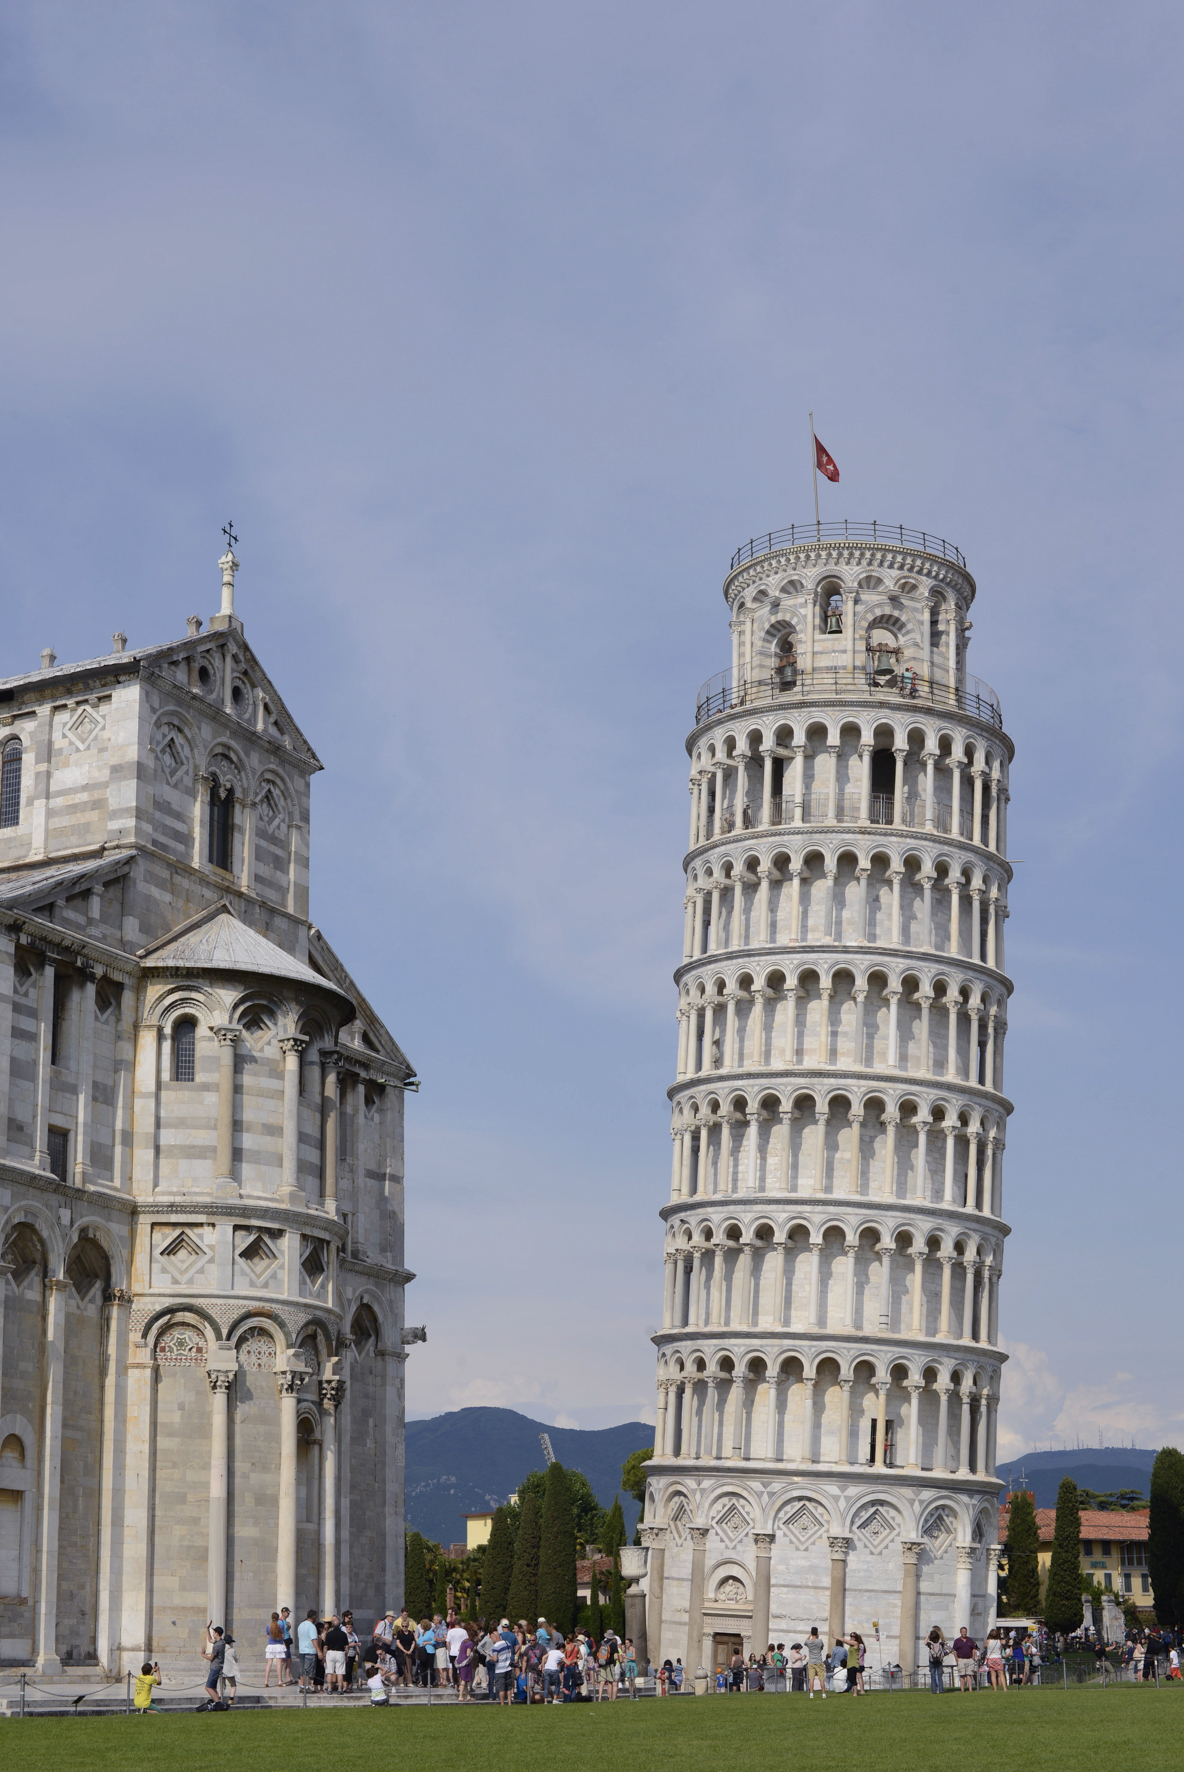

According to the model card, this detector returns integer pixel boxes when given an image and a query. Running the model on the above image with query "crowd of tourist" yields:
[136,1606,1184,1709]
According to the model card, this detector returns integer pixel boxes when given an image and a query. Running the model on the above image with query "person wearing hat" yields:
[536,1617,553,1651]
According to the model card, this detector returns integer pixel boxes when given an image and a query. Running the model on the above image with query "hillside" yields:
[997,1447,1158,1509]
[405,1407,653,1546]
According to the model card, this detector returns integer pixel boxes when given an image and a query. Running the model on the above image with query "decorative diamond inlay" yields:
[854,1504,900,1554]
[159,1230,206,1281]
[921,1506,957,1557]
[712,1500,753,1547]
[777,1501,827,1548]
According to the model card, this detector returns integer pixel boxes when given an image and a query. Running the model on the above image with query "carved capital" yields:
[956,1544,977,1570]
[211,1024,241,1048]
[827,1534,853,1561]
[639,1525,667,1550]
[276,1370,304,1397]
[688,1525,710,1548]
[207,1369,234,1395]
[104,1286,134,1305]
[319,1377,347,1412]
[900,1540,923,1565]
[279,1036,309,1057]
[752,1532,775,1554]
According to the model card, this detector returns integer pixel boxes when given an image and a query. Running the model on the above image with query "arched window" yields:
[173,1020,196,1082]
[208,774,234,871]
[0,740,22,828]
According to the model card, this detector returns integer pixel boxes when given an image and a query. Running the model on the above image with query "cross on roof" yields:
[222,519,238,553]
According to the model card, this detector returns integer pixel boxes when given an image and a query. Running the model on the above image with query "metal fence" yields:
[694,667,1002,731]
[729,523,968,572]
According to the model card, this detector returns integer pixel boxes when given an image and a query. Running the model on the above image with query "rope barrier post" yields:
[302,1680,307,1708]
[1062,1655,1067,1690]
[20,1671,25,1718]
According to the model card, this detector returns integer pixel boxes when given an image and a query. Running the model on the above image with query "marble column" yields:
[936,1385,953,1473]
[954,1545,975,1631]
[207,1369,233,1627]
[320,1377,346,1616]
[686,1526,709,1672]
[640,1526,666,1668]
[0,932,14,1161]
[280,1036,308,1200]
[752,1532,775,1654]
[33,957,55,1170]
[73,969,97,1184]
[34,1277,69,1670]
[898,1541,923,1675]
[321,1055,339,1207]
[94,1288,132,1672]
[764,1375,781,1460]
[119,1338,157,1668]
[276,1370,302,1614]
[212,1025,241,1183]
[986,1545,1001,1628]
[826,1536,852,1642]
[836,1378,852,1466]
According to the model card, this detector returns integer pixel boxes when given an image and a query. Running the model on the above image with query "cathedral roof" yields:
[139,903,352,1007]
[0,852,133,912]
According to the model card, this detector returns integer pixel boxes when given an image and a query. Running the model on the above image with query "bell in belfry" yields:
[824,593,843,634]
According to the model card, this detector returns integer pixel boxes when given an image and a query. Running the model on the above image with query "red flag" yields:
[814,435,840,483]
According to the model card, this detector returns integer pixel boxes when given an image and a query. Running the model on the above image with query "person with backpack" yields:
[927,1627,947,1694]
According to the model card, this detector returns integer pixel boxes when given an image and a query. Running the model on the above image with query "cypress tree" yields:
[1003,1490,1041,1616]
[481,1505,515,1623]
[404,1531,431,1620]
[602,1494,627,1634]
[434,1555,450,1615]
[1044,1476,1084,1637]
[1149,1447,1184,1629]
[506,1487,542,1625]
[537,1461,577,1632]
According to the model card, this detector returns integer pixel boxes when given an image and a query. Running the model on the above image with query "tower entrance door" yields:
[713,1633,744,1679]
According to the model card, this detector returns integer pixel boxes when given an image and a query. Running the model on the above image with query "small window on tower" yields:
[173,1020,196,1082]
[0,740,22,828]
[47,1127,69,1182]
[208,776,234,871]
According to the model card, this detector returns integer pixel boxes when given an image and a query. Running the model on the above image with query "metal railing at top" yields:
[695,666,1003,731]
[728,521,968,572]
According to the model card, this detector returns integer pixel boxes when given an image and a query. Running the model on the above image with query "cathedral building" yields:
[641,523,1011,1677]
[0,546,418,1673]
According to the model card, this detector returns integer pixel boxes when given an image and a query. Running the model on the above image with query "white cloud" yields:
[998,1341,1184,1459]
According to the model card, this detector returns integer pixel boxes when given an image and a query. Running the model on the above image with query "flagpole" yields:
[809,411,820,532]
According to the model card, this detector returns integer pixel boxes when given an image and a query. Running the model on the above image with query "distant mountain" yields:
[997,1447,1158,1509]
[404,1407,654,1547]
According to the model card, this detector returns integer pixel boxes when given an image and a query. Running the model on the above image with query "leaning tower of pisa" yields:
[639,522,1012,1683]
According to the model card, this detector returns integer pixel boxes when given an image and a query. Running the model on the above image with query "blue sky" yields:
[1,2,1180,1455]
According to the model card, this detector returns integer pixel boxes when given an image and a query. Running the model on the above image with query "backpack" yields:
[928,1640,946,1665]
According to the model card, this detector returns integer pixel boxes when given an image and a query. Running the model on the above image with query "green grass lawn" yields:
[7,1688,1182,1772]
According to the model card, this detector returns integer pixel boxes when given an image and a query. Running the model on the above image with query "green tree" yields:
[1149,1447,1184,1629]
[601,1494,627,1634]
[536,1461,577,1632]
[1003,1490,1041,1616]
[1044,1476,1084,1637]
[506,1487,542,1625]
[404,1531,432,1620]
[621,1446,653,1520]
[434,1555,450,1615]
[512,1466,605,1553]
[481,1505,515,1623]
